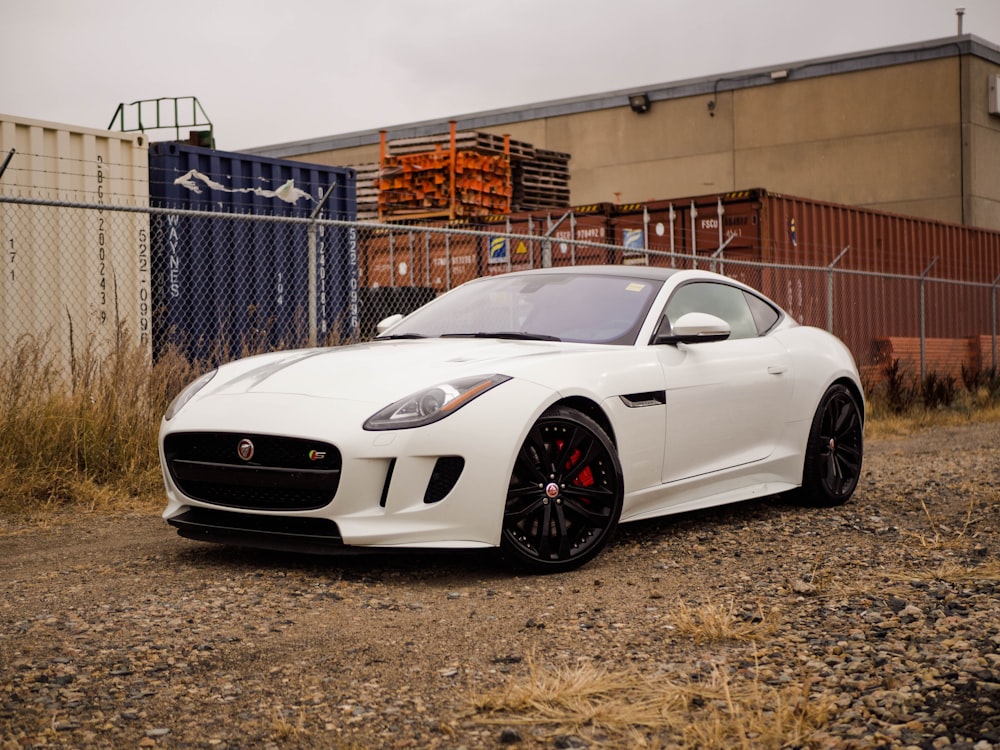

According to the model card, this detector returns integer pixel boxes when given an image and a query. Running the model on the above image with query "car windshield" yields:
[379,272,663,345]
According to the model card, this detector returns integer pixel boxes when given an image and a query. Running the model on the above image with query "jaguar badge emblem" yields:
[237,438,255,462]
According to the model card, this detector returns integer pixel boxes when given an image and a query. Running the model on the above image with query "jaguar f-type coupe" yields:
[160,266,864,572]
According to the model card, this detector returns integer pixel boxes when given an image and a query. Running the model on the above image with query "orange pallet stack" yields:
[377,123,513,220]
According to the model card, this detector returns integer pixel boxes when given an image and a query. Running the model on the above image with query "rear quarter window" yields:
[744,291,781,334]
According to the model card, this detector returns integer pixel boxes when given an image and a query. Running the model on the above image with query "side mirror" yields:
[654,312,732,345]
[375,313,404,336]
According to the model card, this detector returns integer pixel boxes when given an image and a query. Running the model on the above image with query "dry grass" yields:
[667,599,778,644]
[470,654,833,749]
[269,707,309,742]
[890,483,997,551]
[0,327,199,517]
[890,558,1000,585]
[904,496,979,549]
[863,397,1000,441]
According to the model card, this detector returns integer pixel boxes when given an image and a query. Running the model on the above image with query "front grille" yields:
[164,432,341,511]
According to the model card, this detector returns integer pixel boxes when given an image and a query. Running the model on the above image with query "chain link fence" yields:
[3,195,998,393]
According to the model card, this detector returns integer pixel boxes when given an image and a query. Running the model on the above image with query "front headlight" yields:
[364,374,511,430]
[164,369,217,421]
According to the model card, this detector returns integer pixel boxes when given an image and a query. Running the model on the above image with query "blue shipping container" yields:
[148,142,357,362]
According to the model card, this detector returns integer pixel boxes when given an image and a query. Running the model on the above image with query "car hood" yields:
[207,338,582,404]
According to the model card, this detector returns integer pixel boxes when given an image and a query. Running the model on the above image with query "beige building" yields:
[248,35,1000,231]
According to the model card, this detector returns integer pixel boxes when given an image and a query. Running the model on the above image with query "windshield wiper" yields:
[375,333,427,340]
[441,332,562,342]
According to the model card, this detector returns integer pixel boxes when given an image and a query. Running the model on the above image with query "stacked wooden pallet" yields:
[512,148,571,211]
[389,131,535,160]
[374,131,571,219]
[352,163,380,220]
[378,148,512,218]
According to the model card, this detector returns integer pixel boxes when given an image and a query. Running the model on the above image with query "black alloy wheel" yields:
[793,383,864,507]
[501,406,623,573]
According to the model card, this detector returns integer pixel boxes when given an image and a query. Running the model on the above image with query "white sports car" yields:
[160,266,864,573]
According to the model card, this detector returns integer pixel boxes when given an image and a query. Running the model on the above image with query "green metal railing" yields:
[108,96,214,147]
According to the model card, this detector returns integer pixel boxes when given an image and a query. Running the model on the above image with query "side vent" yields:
[424,457,465,503]
[379,458,397,507]
[620,391,666,408]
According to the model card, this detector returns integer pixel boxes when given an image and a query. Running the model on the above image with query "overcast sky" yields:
[5,0,1000,152]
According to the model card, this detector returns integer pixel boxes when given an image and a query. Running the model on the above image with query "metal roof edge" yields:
[244,34,1000,159]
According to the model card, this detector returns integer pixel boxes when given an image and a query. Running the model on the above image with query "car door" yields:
[655,281,793,483]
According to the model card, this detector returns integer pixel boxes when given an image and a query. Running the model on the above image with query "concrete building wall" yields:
[259,37,1000,231]
[733,61,961,212]
[967,55,1000,228]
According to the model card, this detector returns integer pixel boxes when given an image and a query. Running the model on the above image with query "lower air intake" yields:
[424,456,464,504]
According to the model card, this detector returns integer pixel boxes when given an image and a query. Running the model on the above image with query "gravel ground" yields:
[2,421,999,749]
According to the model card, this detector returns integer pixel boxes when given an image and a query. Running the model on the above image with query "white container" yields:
[0,114,151,373]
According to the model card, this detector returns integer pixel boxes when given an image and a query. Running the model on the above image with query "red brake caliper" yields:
[557,440,594,494]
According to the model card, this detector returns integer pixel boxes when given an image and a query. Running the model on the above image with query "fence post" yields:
[710,233,736,275]
[642,206,650,252]
[0,149,15,182]
[668,203,676,268]
[543,211,571,268]
[919,257,939,381]
[307,225,317,346]
[569,213,577,266]
[307,180,338,347]
[407,231,415,286]
[827,246,850,334]
[511,216,518,272]
[690,201,698,269]
[445,232,452,291]
[423,231,430,287]
[388,232,396,286]
[716,198,724,251]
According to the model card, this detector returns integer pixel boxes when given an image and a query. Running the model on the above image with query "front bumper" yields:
[160,379,555,550]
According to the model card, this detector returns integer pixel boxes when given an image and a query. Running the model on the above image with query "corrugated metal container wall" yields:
[612,200,685,268]
[477,205,613,275]
[358,222,483,292]
[545,204,614,267]
[611,188,1000,376]
[611,193,765,287]
[0,115,150,373]
[756,191,1000,353]
[682,194,764,290]
[147,142,356,361]
[478,211,553,274]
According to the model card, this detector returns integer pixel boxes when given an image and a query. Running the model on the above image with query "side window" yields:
[661,282,760,340]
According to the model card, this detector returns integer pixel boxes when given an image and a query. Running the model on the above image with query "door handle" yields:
[767,365,787,375]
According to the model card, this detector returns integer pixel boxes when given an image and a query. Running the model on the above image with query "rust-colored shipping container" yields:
[359,222,483,293]
[477,204,614,275]
[610,188,1000,379]
[477,210,553,273]
[360,188,998,379]
[612,195,764,287]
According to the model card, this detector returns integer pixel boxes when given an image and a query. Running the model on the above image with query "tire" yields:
[500,406,624,573]
[791,383,864,507]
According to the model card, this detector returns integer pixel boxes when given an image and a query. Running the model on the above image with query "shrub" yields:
[921,371,957,410]
[882,358,919,414]
[961,362,981,392]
